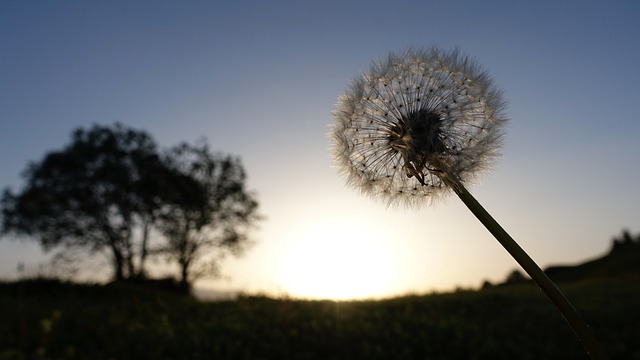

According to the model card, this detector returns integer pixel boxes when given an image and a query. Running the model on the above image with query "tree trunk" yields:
[102,215,126,281]
[123,222,135,279]
[179,259,191,294]
[179,256,190,286]
[137,216,151,279]
[110,242,125,281]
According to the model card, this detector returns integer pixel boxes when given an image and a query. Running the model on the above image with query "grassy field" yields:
[0,275,639,360]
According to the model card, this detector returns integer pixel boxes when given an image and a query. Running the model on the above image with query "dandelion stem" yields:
[451,181,608,360]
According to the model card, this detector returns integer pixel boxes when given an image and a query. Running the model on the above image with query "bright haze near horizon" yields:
[1,1,639,300]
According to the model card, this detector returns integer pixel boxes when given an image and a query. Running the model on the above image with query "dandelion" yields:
[331,47,505,207]
[330,47,607,359]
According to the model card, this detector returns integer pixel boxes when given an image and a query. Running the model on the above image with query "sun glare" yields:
[278,222,397,300]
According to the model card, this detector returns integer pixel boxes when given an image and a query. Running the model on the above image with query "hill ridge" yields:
[543,241,640,283]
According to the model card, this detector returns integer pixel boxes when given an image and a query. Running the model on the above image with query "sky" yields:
[1,0,639,300]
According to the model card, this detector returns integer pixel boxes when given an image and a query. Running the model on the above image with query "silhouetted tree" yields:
[1,123,169,280]
[159,140,260,289]
[481,280,493,290]
[505,269,528,284]
[611,228,640,253]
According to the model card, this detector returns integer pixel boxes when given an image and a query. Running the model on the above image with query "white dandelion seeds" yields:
[331,47,507,207]
[329,47,608,359]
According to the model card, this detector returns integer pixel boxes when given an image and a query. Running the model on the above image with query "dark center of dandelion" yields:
[386,109,446,185]
[405,109,445,155]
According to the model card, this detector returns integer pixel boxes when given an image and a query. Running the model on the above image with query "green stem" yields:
[451,182,608,360]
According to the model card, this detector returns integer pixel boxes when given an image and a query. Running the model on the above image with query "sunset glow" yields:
[278,223,397,300]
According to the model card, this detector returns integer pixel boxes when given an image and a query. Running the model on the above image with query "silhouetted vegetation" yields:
[0,232,638,359]
[0,273,638,359]
[1,123,260,289]
[611,228,640,252]
[492,229,640,287]
[504,269,528,285]
[160,141,260,289]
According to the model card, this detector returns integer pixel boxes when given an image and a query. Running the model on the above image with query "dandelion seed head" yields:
[330,47,507,207]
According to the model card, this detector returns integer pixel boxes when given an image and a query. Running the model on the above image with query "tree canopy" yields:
[160,141,260,287]
[1,123,260,288]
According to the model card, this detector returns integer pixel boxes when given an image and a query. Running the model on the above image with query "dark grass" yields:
[0,275,639,360]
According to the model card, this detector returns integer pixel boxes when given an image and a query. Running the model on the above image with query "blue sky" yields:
[1,1,639,299]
